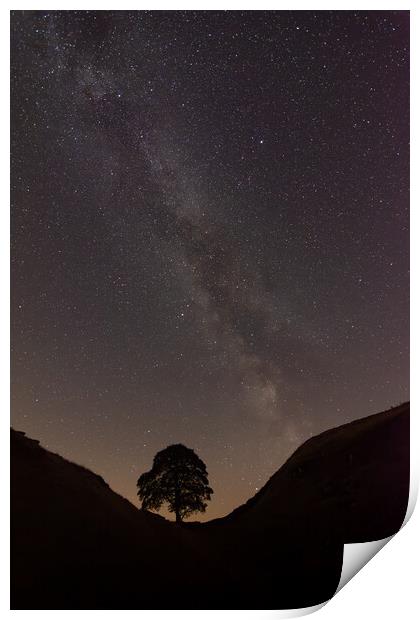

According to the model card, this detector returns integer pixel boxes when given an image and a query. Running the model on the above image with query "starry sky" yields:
[11,10,409,520]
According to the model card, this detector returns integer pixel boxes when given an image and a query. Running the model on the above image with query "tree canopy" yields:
[137,444,213,522]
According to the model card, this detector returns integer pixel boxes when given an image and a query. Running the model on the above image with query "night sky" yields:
[11,10,409,520]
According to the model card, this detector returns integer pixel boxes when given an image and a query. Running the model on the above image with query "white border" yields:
[4,2,417,618]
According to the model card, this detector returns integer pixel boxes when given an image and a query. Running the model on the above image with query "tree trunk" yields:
[175,474,181,523]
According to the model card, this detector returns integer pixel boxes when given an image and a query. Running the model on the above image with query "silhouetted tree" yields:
[137,444,213,522]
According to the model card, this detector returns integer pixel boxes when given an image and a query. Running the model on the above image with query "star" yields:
[10,9,409,521]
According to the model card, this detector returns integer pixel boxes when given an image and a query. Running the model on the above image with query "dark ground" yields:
[11,402,409,609]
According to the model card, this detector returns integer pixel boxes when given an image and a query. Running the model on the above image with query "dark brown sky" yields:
[11,10,409,520]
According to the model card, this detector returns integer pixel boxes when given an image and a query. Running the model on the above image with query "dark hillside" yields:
[11,430,209,609]
[11,402,409,609]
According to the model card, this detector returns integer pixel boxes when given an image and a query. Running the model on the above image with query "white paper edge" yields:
[334,458,418,596]
[265,454,418,618]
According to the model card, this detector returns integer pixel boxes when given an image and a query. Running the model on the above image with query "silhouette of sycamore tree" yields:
[137,444,213,522]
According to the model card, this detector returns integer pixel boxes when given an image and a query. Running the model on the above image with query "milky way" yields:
[11,11,409,519]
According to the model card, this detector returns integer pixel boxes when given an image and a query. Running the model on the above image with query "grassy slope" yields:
[11,402,409,609]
